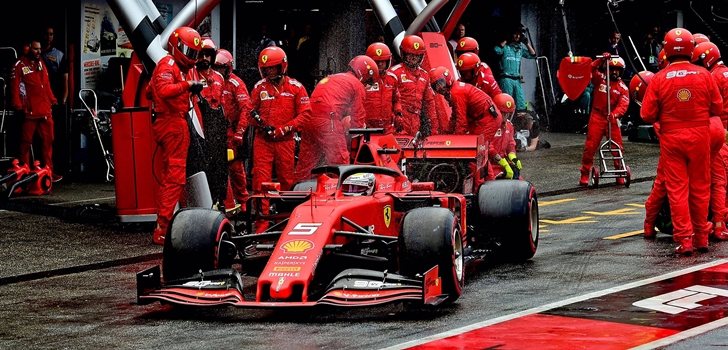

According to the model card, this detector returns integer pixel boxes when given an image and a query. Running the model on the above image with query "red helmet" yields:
[349,55,379,83]
[258,46,288,78]
[455,37,479,55]
[628,71,655,105]
[608,57,626,69]
[493,93,516,113]
[693,33,710,45]
[201,38,217,57]
[456,52,480,72]
[429,66,454,88]
[663,28,695,60]
[657,48,668,69]
[215,48,234,68]
[400,35,426,55]
[366,42,392,71]
[168,26,202,69]
[692,41,721,69]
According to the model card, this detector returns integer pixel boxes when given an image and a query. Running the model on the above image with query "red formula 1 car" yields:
[137,129,538,308]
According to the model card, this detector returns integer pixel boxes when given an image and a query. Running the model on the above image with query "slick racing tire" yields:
[477,180,539,261]
[163,208,235,282]
[400,207,464,303]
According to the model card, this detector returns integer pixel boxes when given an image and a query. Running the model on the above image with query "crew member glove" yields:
[251,110,264,125]
[232,128,245,147]
[498,157,514,179]
[272,125,294,139]
[394,112,404,133]
[189,81,204,94]
[508,152,522,170]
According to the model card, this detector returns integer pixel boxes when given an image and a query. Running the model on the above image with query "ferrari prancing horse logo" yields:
[414,42,420,50]
[383,205,392,228]
[376,48,383,56]
[261,55,268,64]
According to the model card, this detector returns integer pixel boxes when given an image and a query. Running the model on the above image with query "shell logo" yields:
[376,48,383,56]
[506,101,513,108]
[281,240,314,253]
[413,42,420,50]
[261,55,268,64]
[677,88,691,102]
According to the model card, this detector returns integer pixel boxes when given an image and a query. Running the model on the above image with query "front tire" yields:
[162,208,235,282]
[400,207,463,303]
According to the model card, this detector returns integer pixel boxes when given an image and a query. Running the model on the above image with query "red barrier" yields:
[112,107,157,222]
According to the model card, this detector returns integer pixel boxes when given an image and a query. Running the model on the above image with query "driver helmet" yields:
[342,173,376,196]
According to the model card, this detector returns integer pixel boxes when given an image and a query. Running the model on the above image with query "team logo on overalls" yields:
[261,55,268,64]
[413,42,420,50]
[677,88,691,101]
[376,48,383,56]
[445,140,451,146]
[260,91,273,100]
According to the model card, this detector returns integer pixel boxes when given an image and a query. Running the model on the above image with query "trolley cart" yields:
[588,54,631,188]
[79,89,115,182]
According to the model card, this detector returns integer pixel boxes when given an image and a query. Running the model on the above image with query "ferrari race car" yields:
[137,129,539,308]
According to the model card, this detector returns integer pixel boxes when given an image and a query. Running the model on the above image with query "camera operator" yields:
[494,23,536,112]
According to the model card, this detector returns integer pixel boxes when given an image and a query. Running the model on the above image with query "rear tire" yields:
[162,208,235,282]
[477,180,539,261]
[400,207,463,303]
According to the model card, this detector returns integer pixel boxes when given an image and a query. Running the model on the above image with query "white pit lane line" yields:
[48,196,116,206]
[381,259,728,350]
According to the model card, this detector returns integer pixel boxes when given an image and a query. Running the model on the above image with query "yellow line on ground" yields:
[540,216,596,224]
[539,198,577,207]
[583,208,640,216]
[626,203,645,208]
[604,230,644,240]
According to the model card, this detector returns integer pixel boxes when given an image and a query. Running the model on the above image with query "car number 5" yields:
[289,223,323,235]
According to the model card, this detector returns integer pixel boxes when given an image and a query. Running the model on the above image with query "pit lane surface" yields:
[2,180,728,349]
